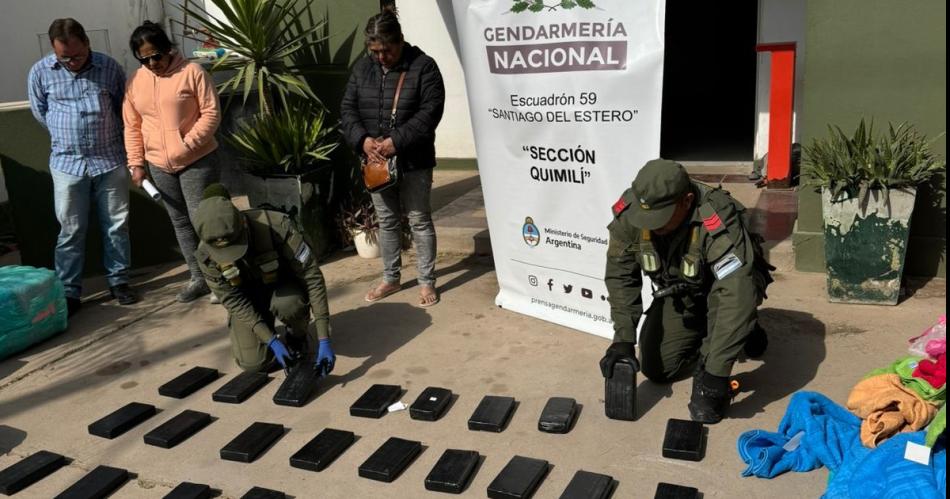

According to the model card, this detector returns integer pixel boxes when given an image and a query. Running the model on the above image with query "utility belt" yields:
[651,278,705,309]
[652,281,700,299]
[640,226,705,308]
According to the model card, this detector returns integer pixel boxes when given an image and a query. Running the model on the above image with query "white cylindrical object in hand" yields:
[142,179,161,201]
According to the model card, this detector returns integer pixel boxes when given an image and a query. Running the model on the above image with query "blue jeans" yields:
[370,168,436,286]
[51,166,131,299]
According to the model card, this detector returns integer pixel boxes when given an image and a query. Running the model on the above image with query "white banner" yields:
[451,0,665,338]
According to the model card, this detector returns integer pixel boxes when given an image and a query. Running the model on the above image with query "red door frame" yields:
[756,42,796,189]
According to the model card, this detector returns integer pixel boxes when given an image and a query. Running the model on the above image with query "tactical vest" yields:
[639,225,705,286]
[636,185,773,301]
[215,209,283,287]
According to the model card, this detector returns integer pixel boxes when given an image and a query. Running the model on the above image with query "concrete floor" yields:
[1,170,945,498]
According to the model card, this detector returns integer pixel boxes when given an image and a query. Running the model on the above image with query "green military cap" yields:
[627,158,691,230]
[194,184,248,263]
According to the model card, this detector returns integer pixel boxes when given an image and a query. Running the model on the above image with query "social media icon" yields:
[528,275,538,286]
[562,284,573,294]
[547,279,555,291]
[581,288,593,299]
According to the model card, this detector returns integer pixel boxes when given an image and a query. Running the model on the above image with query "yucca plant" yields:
[227,102,339,175]
[180,0,327,114]
[802,119,945,202]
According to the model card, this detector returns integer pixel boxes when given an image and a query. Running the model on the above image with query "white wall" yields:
[398,0,476,159]
[754,0,806,161]
[0,0,165,104]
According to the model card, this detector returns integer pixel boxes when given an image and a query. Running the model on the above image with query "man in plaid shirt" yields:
[27,18,137,315]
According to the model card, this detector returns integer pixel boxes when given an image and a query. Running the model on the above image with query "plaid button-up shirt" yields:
[27,51,126,176]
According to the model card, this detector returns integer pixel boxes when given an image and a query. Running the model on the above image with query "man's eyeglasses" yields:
[56,54,86,65]
[137,53,165,65]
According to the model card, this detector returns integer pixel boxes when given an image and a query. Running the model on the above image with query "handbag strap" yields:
[389,71,407,128]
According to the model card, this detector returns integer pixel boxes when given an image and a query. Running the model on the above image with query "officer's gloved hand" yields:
[315,338,336,377]
[599,341,640,378]
[267,336,295,370]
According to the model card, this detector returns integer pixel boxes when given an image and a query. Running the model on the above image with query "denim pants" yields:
[148,152,220,281]
[370,168,436,286]
[50,166,131,299]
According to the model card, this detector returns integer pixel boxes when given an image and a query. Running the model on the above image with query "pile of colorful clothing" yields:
[736,315,946,498]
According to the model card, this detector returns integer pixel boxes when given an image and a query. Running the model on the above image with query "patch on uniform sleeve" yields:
[712,252,743,280]
[612,196,628,216]
[699,203,726,236]
[703,212,723,232]
[294,242,312,264]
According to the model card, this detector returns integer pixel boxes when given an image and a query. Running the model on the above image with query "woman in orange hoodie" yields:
[123,21,221,303]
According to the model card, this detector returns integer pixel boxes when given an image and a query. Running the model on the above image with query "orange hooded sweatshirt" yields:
[123,52,219,172]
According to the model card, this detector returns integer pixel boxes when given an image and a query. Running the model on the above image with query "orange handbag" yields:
[362,71,406,193]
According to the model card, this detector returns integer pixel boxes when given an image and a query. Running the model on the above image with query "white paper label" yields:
[387,401,407,413]
[904,441,931,465]
[783,431,805,452]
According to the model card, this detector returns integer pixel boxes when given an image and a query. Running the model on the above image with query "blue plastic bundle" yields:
[0,265,68,360]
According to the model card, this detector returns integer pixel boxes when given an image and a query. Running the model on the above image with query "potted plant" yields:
[802,119,945,305]
[337,194,380,259]
[182,0,341,259]
[180,0,326,114]
[227,101,339,258]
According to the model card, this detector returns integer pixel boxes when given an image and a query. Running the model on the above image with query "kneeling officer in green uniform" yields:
[194,184,335,375]
[600,159,773,424]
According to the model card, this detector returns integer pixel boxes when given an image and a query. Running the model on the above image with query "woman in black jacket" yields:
[341,7,446,307]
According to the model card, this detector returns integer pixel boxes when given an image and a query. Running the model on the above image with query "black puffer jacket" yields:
[341,43,445,172]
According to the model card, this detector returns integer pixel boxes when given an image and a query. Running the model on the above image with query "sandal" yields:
[418,285,440,308]
[365,282,400,303]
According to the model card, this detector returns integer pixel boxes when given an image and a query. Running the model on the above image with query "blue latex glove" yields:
[315,338,336,376]
[267,337,294,370]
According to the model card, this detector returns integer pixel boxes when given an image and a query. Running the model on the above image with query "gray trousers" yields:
[148,152,219,280]
[370,168,436,286]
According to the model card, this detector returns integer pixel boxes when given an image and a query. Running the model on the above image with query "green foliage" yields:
[179,0,327,115]
[510,2,530,13]
[802,119,946,201]
[335,193,378,247]
[335,194,411,249]
[337,195,377,232]
[509,0,595,13]
[227,102,338,176]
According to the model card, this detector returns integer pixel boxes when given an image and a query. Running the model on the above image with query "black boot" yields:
[743,324,768,358]
[176,278,210,303]
[688,370,731,424]
[66,297,82,317]
[109,284,138,305]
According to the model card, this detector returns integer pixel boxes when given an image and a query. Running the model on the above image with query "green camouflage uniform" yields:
[605,181,772,380]
[196,209,330,372]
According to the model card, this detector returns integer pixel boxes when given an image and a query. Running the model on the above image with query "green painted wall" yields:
[794,0,946,278]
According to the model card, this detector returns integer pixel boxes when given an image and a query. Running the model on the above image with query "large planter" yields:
[821,187,916,305]
[245,166,334,261]
[351,229,380,259]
